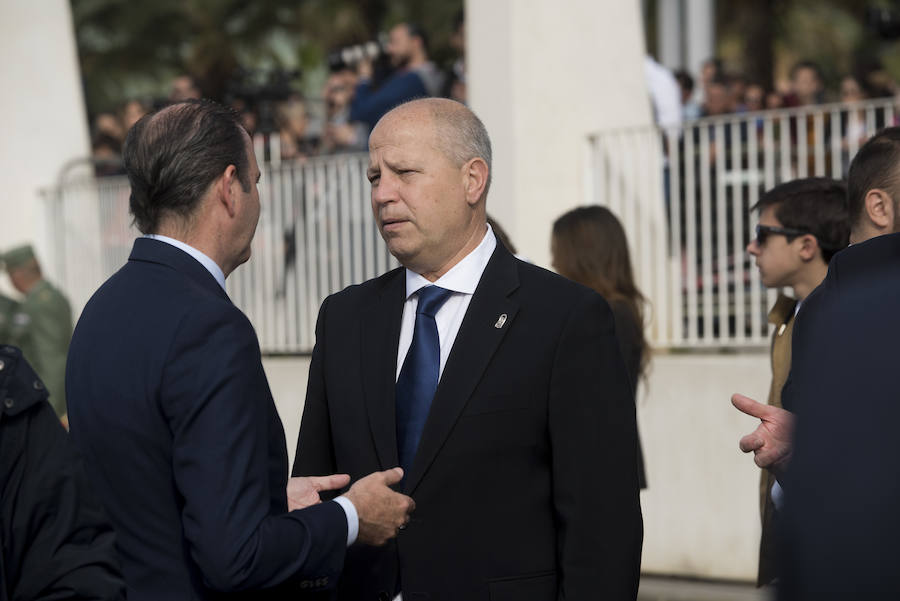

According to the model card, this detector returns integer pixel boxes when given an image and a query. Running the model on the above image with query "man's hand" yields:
[344,467,415,546]
[732,393,796,479]
[287,474,351,511]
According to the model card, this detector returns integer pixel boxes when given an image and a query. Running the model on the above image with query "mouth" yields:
[381,217,408,232]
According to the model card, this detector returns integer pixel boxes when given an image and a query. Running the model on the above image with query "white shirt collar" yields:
[144,234,227,291]
[404,224,497,299]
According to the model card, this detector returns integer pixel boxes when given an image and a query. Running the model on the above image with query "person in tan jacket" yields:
[745,177,849,586]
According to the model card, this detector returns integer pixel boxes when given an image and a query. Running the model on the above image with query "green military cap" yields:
[1,244,36,270]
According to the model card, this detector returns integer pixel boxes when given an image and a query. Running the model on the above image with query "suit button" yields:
[377,593,389,601]
[33,380,44,391]
[4,398,13,409]
[0,359,5,371]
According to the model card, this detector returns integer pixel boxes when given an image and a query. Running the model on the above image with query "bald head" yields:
[373,98,492,201]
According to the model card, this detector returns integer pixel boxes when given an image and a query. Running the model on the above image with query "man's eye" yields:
[368,175,380,184]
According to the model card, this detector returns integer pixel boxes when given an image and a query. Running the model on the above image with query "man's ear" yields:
[864,188,893,231]
[797,234,820,262]
[218,165,240,218]
[463,158,489,206]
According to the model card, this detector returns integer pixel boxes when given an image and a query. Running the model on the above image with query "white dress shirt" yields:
[143,234,359,546]
[396,225,497,382]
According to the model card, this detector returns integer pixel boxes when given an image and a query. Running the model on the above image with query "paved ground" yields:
[638,576,770,601]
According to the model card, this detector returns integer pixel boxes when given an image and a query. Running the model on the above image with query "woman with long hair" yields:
[551,205,649,488]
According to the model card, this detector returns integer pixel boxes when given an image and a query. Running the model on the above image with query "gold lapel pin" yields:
[777,323,787,336]
[494,314,507,329]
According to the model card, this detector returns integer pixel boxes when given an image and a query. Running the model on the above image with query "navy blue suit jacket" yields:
[67,238,347,600]
[779,232,900,599]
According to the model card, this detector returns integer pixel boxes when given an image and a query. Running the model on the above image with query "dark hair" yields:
[674,70,694,94]
[404,23,429,54]
[551,205,649,379]
[123,100,250,234]
[790,60,823,83]
[752,177,849,263]
[486,215,517,255]
[847,127,900,231]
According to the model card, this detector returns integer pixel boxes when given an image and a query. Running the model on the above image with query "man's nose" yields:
[371,175,396,206]
[746,239,759,256]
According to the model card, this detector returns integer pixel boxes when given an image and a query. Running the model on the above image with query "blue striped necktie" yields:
[395,285,453,474]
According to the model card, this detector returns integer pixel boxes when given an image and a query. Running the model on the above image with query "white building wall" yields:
[467,0,653,268]
[0,0,91,288]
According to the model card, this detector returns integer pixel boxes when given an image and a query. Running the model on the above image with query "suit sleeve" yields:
[292,297,338,488]
[160,301,346,593]
[549,293,643,600]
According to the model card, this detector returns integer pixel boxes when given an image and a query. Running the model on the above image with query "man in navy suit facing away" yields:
[67,100,415,601]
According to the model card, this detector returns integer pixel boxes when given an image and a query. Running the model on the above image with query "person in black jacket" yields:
[552,204,649,489]
[0,345,124,600]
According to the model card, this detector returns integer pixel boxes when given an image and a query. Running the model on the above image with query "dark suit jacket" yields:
[66,238,347,601]
[778,232,900,599]
[294,243,643,601]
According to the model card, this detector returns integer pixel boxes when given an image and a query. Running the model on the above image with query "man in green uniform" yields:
[1,244,73,423]
[0,292,21,344]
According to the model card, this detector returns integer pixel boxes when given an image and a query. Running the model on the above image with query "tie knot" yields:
[416,286,452,318]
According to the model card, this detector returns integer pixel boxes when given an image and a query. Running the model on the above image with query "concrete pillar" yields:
[467,0,653,268]
[0,0,91,288]
[685,0,715,78]
[657,0,684,70]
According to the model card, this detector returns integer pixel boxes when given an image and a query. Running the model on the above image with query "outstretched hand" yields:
[732,393,796,479]
[287,474,352,511]
[345,467,416,546]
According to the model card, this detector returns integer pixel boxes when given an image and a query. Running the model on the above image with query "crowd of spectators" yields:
[88,15,467,176]
[670,57,900,123]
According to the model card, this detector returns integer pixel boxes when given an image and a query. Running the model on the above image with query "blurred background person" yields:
[645,55,682,128]
[169,74,202,101]
[674,69,701,120]
[1,245,73,426]
[744,83,766,112]
[92,111,126,146]
[92,132,125,176]
[551,205,649,489]
[349,22,444,132]
[701,74,732,117]
[0,292,21,344]
[785,60,825,107]
[120,98,148,132]
[840,74,869,154]
[445,9,467,103]
[275,96,313,160]
[320,68,367,154]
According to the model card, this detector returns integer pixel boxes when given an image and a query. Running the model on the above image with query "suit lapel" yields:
[361,269,405,470]
[404,245,521,494]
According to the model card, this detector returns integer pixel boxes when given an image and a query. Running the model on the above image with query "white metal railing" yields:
[44,151,397,354]
[587,97,897,349]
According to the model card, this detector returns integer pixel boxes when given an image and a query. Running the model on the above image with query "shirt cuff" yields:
[333,495,359,546]
[771,480,784,511]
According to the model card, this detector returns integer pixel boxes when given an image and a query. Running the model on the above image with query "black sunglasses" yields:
[754,224,811,246]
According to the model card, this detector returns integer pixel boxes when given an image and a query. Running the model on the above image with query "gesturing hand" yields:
[287,474,351,511]
[345,467,416,546]
[732,393,796,479]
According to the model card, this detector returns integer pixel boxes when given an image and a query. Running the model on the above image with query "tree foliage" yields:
[72,0,462,115]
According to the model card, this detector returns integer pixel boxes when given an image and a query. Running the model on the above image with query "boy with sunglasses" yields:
[745,177,850,587]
